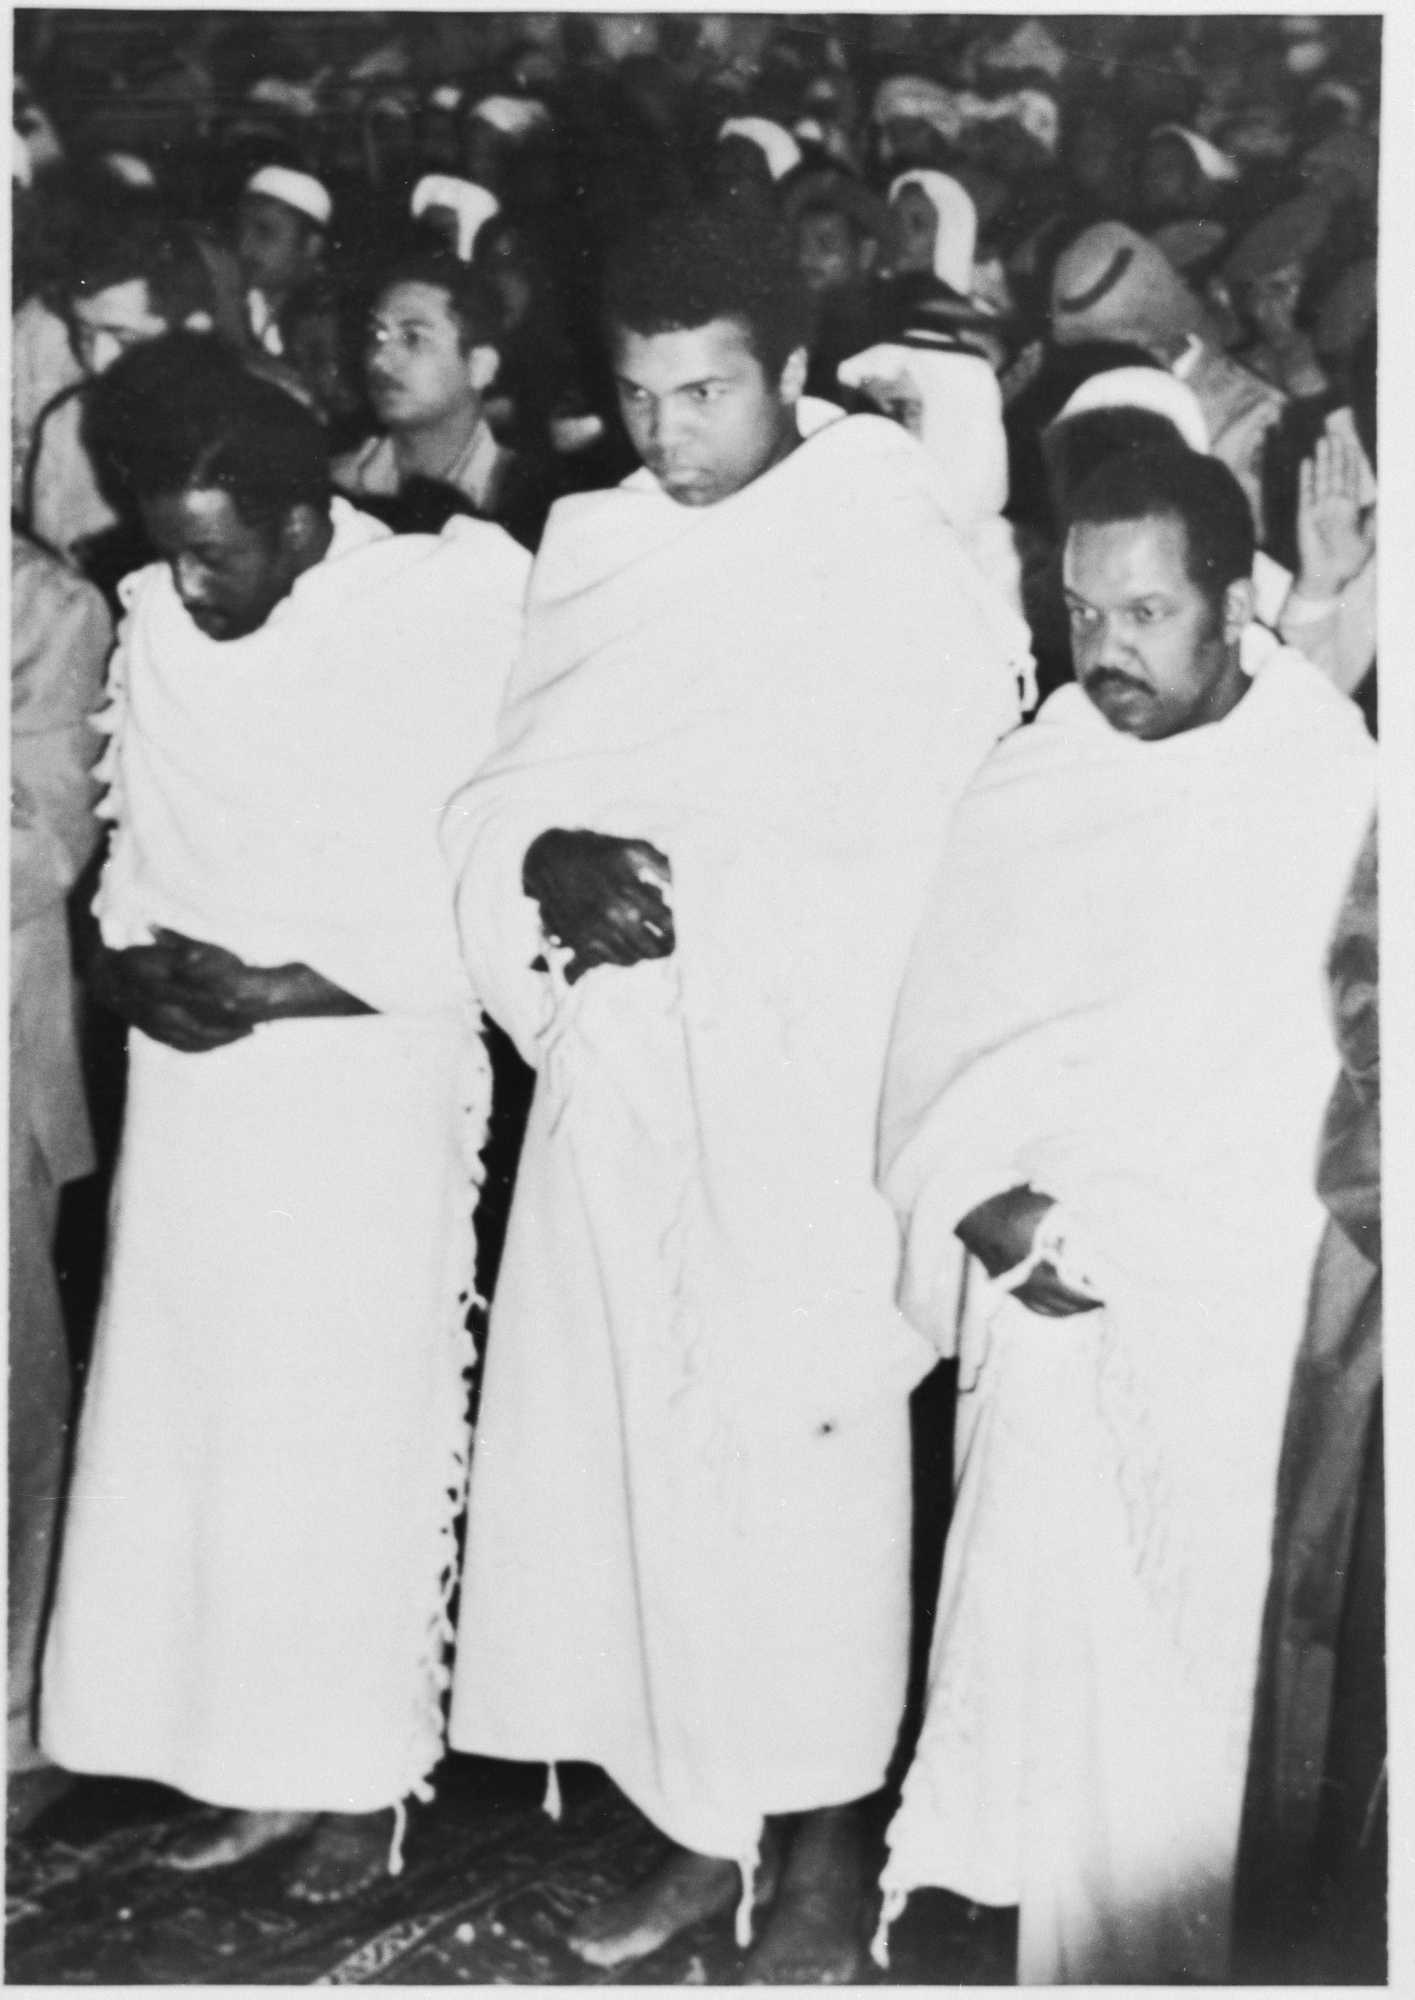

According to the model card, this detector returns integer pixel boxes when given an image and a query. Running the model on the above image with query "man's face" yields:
[890,184,940,275]
[365,280,478,430]
[611,318,801,508]
[141,486,306,643]
[70,278,169,375]
[1063,513,1248,741]
[1139,135,1195,221]
[796,208,869,296]
[236,194,319,301]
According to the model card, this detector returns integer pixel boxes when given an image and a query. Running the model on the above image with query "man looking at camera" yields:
[442,199,1026,1983]
[873,448,1374,1984]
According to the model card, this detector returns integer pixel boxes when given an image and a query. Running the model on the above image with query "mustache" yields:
[1082,666,1150,696]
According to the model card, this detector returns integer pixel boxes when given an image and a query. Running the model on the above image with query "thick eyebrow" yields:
[369,310,442,332]
[1063,588,1172,612]
[614,371,731,394]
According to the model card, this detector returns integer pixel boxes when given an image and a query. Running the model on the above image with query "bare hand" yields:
[1295,430,1374,601]
[956,1185,1103,1318]
[522,829,675,986]
[152,929,374,1023]
[90,940,255,1053]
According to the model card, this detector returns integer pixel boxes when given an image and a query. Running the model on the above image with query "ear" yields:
[1222,573,1255,645]
[465,342,501,394]
[778,345,809,405]
[181,310,215,333]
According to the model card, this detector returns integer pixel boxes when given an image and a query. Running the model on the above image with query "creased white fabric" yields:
[40,503,527,1812]
[875,639,1374,1981]
[93,500,529,1013]
[444,410,1028,1860]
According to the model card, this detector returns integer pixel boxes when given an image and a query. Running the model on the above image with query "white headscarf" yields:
[1149,123,1242,185]
[837,342,1008,524]
[889,170,977,295]
[718,116,804,182]
[410,175,500,262]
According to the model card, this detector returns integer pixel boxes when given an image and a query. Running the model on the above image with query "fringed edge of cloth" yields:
[398,1013,495,1824]
[870,1884,908,1968]
[735,1831,762,1949]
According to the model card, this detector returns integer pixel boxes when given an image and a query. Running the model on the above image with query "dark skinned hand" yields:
[522,828,675,986]
[151,929,374,1025]
[956,1185,1104,1318]
[89,939,255,1054]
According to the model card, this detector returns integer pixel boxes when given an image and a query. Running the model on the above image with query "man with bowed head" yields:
[40,342,529,1901]
[441,198,1028,1982]
[873,448,1375,1982]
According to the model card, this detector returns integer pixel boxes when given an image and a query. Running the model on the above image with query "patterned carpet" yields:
[6,1757,1016,1985]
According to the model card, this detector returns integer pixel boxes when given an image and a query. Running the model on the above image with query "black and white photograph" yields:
[7,4,1397,1987]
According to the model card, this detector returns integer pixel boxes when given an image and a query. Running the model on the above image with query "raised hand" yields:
[1295,429,1374,602]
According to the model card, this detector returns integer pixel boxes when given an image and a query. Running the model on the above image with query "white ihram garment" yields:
[442,408,1029,1884]
[41,502,529,1816]
[874,637,1375,1981]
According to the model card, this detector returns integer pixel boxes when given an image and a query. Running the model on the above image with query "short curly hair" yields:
[601,196,811,378]
[1063,446,1256,612]
[87,332,330,530]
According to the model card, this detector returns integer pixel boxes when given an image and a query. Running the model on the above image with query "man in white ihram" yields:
[441,199,1028,1983]
[872,446,1375,1983]
[40,346,529,1901]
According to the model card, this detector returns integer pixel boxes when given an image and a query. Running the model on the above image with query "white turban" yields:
[410,174,500,262]
[243,165,332,229]
[718,116,803,182]
[889,170,977,296]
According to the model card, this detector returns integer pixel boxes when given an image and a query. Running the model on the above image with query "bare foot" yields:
[568,1845,744,1969]
[160,1808,316,1873]
[285,1810,394,1905]
[743,1805,870,1984]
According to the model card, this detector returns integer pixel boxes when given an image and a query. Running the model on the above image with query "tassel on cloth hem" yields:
[543,1761,562,1822]
[387,1796,409,1878]
[870,1885,907,1969]
[734,1836,761,1950]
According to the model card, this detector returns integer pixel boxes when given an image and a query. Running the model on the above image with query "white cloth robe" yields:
[441,407,1029,1875]
[40,501,530,1815]
[874,637,1375,1982]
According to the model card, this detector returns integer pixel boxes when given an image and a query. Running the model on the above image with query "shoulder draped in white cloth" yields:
[442,407,1029,1876]
[873,635,1374,1981]
[41,503,532,1822]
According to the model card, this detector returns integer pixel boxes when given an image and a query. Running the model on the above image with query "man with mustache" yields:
[871,446,1375,1982]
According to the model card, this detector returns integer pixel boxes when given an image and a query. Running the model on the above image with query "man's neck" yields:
[390,402,484,481]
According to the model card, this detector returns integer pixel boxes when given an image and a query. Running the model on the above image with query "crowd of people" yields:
[10,9,1383,1988]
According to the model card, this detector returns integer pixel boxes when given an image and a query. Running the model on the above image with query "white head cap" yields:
[410,175,501,262]
[1057,366,1211,454]
[102,150,158,190]
[469,94,551,140]
[243,165,333,229]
